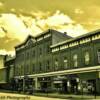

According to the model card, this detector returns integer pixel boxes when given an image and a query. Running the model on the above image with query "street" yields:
[0,92,67,100]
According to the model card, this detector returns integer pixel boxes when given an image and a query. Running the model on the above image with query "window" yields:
[39,62,42,71]
[54,59,59,70]
[21,65,23,75]
[84,51,90,65]
[44,34,51,38]
[33,64,35,72]
[60,45,68,50]
[47,45,50,53]
[73,54,78,67]
[92,34,100,40]
[25,65,29,74]
[64,57,68,69]
[18,66,21,75]
[46,61,50,70]
[37,37,43,41]
[27,52,29,58]
[32,50,35,57]
[52,48,59,52]
[24,65,29,74]
[39,48,42,56]
[97,49,100,64]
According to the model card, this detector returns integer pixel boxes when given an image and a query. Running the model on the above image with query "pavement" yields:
[0,91,100,100]
[33,92,100,100]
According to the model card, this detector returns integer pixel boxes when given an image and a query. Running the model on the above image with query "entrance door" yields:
[70,79,78,94]
[41,82,47,92]
[87,80,96,94]
[62,81,68,93]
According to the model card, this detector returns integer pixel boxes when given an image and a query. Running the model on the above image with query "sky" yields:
[0,0,100,55]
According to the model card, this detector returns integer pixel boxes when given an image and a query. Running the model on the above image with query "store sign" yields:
[53,81,62,84]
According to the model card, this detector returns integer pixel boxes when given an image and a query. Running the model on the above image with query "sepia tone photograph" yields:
[0,0,100,100]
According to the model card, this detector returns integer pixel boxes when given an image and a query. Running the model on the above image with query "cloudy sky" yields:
[0,0,100,55]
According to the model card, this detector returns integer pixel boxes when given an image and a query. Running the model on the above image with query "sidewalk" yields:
[33,92,100,100]
[0,90,100,100]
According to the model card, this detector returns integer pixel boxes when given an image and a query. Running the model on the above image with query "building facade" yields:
[0,55,9,89]
[14,29,100,94]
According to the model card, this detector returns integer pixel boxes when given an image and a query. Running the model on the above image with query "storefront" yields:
[53,76,68,93]
[78,71,100,94]
[38,77,52,92]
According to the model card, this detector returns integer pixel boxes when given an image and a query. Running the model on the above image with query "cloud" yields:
[10,8,16,12]
[0,13,31,41]
[46,10,74,26]
[36,10,87,36]
[0,28,6,38]
[36,10,74,29]
[0,2,3,7]
[58,24,87,37]
[0,49,15,56]
[0,10,87,55]
[74,8,84,14]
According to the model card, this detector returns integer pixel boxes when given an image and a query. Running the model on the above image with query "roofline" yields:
[34,29,71,38]
[15,29,70,48]
[15,29,51,48]
[34,29,51,38]
[50,29,100,48]
[15,35,35,48]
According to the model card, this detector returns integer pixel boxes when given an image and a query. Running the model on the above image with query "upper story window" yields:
[84,51,90,65]
[80,38,91,44]
[37,37,43,41]
[92,34,100,40]
[54,59,59,70]
[39,62,42,71]
[69,41,78,47]
[32,50,35,57]
[39,48,42,57]
[52,47,59,52]
[44,34,51,38]
[46,45,50,53]
[64,57,68,69]
[97,49,100,64]
[73,54,78,67]
[21,65,23,75]
[26,65,29,74]
[46,61,50,70]
[33,64,35,72]
[60,45,68,50]
[27,52,29,59]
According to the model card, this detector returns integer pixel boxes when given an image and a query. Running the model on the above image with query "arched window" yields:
[33,64,35,72]
[84,52,90,65]
[39,62,42,71]
[73,54,78,67]
[64,57,68,69]
[97,49,100,64]
[55,59,58,70]
[46,61,50,70]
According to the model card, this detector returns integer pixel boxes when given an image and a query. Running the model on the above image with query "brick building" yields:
[12,29,100,94]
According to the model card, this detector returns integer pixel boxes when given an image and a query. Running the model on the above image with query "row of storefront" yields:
[12,66,100,95]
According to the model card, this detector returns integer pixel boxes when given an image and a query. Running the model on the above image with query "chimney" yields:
[64,32,67,35]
